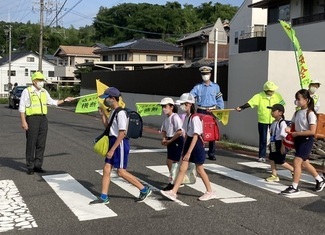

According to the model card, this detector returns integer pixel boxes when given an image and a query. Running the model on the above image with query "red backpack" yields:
[191,113,220,142]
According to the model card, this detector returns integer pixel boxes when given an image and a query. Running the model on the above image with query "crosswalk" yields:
[0,161,322,233]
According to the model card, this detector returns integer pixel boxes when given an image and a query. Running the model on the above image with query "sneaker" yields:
[162,183,174,191]
[257,158,266,162]
[315,180,325,192]
[34,167,46,173]
[281,185,300,195]
[89,196,109,205]
[26,169,34,175]
[266,174,280,182]
[198,191,217,201]
[135,186,152,202]
[160,190,177,201]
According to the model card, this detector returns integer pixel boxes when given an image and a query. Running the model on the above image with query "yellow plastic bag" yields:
[93,135,109,157]
[170,162,197,184]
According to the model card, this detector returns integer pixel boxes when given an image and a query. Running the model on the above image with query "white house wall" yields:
[224,50,325,147]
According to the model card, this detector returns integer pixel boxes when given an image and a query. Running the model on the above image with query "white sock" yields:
[315,175,323,182]
[292,182,298,189]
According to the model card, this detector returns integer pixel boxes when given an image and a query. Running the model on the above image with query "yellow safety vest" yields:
[248,92,285,124]
[25,87,48,116]
[312,94,319,105]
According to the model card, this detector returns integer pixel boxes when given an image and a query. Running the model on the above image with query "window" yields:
[268,3,290,24]
[7,70,16,76]
[27,57,35,62]
[185,47,192,59]
[30,70,36,76]
[193,45,203,58]
[48,71,54,77]
[173,56,182,61]
[85,59,94,63]
[146,55,157,61]
[25,68,28,76]
[114,54,128,61]
[103,55,113,61]
[234,32,238,44]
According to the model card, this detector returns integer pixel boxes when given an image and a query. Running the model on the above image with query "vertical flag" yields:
[279,20,311,89]
[96,79,125,116]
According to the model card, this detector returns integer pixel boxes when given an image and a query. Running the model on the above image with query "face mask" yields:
[201,74,210,81]
[36,81,44,89]
[265,91,274,97]
[104,99,113,107]
[180,104,187,111]
[309,87,317,94]
[162,108,169,115]
[295,100,302,107]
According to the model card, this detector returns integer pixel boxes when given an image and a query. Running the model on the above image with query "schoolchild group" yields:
[89,66,325,205]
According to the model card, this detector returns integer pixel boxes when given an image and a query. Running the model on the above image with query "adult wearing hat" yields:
[308,80,321,112]
[235,81,285,162]
[19,71,73,175]
[190,66,224,161]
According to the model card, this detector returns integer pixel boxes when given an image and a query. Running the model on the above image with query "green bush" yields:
[0,98,8,104]
[48,85,80,99]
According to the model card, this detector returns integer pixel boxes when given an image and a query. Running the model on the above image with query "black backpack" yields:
[115,107,143,139]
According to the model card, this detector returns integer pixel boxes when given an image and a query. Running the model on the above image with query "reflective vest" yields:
[248,92,285,124]
[312,94,319,105]
[25,87,48,116]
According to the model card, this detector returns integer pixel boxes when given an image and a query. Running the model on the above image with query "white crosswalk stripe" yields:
[147,165,256,203]
[204,164,317,198]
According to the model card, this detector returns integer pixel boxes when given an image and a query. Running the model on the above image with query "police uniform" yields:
[190,66,224,160]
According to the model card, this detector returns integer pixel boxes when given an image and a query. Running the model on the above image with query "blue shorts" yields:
[294,136,314,161]
[105,136,130,169]
[269,140,286,164]
[183,137,206,165]
[167,136,184,161]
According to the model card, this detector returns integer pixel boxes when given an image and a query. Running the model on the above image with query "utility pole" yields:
[39,0,44,71]
[4,25,12,90]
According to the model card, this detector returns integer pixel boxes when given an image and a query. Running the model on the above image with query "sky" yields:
[0,0,243,28]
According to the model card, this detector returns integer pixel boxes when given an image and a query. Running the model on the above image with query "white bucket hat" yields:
[176,93,195,105]
[160,97,175,105]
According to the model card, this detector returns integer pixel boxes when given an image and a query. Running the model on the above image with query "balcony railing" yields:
[292,13,325,26]
[239,31,266,40]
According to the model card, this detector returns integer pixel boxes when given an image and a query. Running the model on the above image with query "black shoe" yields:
[208,156,216,161]
[281,185,300,195]
[315,179,325,192]
[162,183,174,191]
[34,167,46,173]
[26,169,34,175]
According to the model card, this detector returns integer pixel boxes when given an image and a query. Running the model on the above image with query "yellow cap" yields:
[31,72,45,81]
[263,81,278,91]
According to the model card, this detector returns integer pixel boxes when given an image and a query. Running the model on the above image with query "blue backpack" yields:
[115,107,143,139]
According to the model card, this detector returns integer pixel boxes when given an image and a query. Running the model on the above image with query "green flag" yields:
[135,102,162,117]
[75,93,98,113]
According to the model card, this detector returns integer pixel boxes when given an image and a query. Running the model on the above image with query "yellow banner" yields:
[279,20,311,89]
[136,103,162,117]
[96,79,125,116]
[75,93,98,113]
[211,109,232,125]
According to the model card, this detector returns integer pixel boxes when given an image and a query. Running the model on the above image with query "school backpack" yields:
[315,113,325,139]
[115,107,143,139]
[191,113,220,142]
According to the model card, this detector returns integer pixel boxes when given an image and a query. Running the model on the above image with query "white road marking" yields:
[147,165,256,203]
[42,174,117,221]
[130,148,209,154]
[96,170,169,210]
[0,180,37,233]
[204,164,317,198]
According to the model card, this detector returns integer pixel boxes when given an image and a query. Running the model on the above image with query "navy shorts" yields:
[183,137,206,165]
[294,136,314,161]
[105,136,130,169]
[167,136,184,161]
[269,140,286,164]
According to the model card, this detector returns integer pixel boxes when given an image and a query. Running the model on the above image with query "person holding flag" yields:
[308,80,321,112]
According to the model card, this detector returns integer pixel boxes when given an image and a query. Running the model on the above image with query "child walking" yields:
[160,93,217,201]
[265,104,294,182]
[281,89,325,195]
[160,97,184,191]
[89,87,151,204]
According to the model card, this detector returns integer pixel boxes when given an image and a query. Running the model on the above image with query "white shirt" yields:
[161,113,183,137]
[108,109,128,137]
[19,86,58,113]
[182,114,203,137]
[292,109,317,132]
[270,119,287,140]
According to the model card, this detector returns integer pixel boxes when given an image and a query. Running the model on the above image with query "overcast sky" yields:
[0,0,244,28]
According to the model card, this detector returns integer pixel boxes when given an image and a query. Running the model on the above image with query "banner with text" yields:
[136,103,162,117]
[75,93,98,113]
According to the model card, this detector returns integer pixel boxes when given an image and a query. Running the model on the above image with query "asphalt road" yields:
[1,104,325,235]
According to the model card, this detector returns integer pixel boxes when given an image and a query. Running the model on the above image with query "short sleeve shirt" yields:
[161,113,183,137]
[108,109,128,137]
[292,109,317,132]
[182,115,203,137]
[270,119,287,140]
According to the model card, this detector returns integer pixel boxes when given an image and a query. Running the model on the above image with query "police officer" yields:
[235,81,285,162]
[19,72,73,175]
[190,66,224,160]
[308,80,321,112]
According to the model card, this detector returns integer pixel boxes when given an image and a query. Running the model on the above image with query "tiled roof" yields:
[54,46,99,57]
[0,51,55,65]
[177,24,214,43]
[95,38,182,54]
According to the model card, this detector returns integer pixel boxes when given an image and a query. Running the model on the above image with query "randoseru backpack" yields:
[115,107,143,139]
[191,113,220,142]
[295,110,325,139]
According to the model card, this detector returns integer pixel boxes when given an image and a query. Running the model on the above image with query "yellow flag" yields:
[211,109,232,125]
[96,79,126,116]
[279,20,311,89]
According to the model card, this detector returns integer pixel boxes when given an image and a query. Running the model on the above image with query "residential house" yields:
[224,0,325,147]
[229,0,267,55]
[176,18,229,66]
[93,38,183,70]
[53,45,100,80]
[0,51,56,96]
